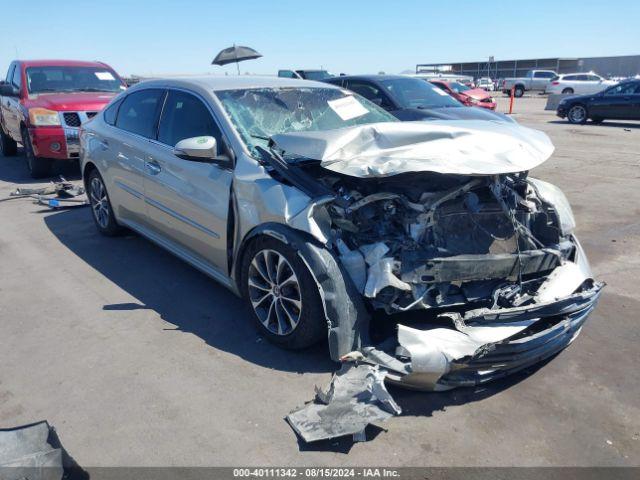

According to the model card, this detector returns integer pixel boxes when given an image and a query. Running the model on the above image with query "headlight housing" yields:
[529,178,576,235]
[29,108,61,126]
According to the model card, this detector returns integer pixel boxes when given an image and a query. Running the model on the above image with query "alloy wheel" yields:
[90,176,110,229]
[568,105,587,123]
[247,249,302,336]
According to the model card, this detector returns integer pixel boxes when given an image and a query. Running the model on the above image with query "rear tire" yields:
[87,168,123,236]
[514,86,525,97]
[567,104,588,124]
[0,128,17,156]
[240,236,326,350]
[21,127,52,178]
[562,88,574,95]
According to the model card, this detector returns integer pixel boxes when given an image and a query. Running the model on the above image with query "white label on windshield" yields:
[95,71,115,81]
[328,96,369,121]
[433,88,450,96]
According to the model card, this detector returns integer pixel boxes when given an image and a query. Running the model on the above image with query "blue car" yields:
[557,79,640,124]
[324,74,512,122]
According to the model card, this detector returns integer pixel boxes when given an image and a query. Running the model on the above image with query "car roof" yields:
[326,74,412,83]
[17,59,114,68]
[131,75,338,91]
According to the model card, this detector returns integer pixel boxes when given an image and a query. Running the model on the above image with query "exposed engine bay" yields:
[315,169,577,313]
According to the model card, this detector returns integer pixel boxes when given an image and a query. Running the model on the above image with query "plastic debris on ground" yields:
[2,176,88,209]
[286,363,401,443]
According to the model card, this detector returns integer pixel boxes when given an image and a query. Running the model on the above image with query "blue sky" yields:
[2,0,639,77]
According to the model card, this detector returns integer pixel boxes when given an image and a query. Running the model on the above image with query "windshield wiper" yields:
[250,134,271,141]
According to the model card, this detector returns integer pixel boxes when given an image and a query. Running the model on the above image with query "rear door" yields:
[573,75,590,94]
[5,63,23,139]
[1,63,16,136]
[143,88,233,273]
[107,88,165,224]
[532,71,555,90]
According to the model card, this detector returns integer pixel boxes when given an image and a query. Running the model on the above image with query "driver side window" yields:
[605,83,637,96]
[345,81,393,110]
[158,90,224,151]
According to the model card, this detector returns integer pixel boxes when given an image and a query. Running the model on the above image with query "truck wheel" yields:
[240,236,326,350]
[0,129,18,156]
[562,88,574,94]
[514,86,525,98]
[21,127,52,178]
[567,104,588,124]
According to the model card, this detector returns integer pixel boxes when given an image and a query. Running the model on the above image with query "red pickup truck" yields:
[0,59,126,178]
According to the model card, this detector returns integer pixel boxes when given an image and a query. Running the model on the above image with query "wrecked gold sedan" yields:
[80,76,603,395]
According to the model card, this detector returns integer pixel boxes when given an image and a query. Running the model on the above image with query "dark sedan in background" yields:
[323,75,510,122]
[557,79,640,124]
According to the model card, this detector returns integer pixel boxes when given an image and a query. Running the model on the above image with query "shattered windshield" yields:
[215,87,397,153]
[380,78,462,109]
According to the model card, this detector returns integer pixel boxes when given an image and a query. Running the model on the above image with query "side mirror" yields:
[0,84,19,97]
[173,136,222,161]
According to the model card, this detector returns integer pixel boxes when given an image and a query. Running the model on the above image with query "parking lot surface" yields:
[1,96,639,467]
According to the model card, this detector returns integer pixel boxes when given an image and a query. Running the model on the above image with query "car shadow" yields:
[43,207,334,375]
[0,149,81,185]
[43,207,553,452]
[547,119,640,129]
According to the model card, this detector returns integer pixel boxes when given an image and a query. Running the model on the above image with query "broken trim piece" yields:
[286,363,401,443]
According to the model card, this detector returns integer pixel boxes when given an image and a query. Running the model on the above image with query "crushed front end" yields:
[315,169,603,390]
[267,121,603,391]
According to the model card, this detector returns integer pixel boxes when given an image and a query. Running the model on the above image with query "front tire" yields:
[567,104,588,124]
[21,127,52,178]
[0,128,17,156]
[241,236,326,350]
[87,169,123,236]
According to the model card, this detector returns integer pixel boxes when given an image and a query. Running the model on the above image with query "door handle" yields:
[145,160,162,175]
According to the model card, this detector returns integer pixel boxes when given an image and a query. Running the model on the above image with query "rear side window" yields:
[115,89,164,138]
[563,75,578,81]
[11,66,21,89]
[5,64,14,83]
[157,90,222,148]
[538,72,556,78]
[103,97,123,125]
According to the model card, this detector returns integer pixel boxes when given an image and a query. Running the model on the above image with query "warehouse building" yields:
[416,55,640,80]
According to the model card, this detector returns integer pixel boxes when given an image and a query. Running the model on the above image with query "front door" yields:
[143,89,233,273]
[590,83,638,119]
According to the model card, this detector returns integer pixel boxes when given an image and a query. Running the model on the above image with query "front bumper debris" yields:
[4,176,88,209]
[286,363,401,443]
[287,258,603,443]
[392,279,602,391]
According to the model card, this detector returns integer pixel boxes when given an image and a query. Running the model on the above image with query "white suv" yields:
[545,72,615,95]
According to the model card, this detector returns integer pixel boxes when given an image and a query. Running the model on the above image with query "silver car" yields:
[80,76,603,390]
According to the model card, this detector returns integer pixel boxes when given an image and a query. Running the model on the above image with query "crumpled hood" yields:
[271,120,554,178]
